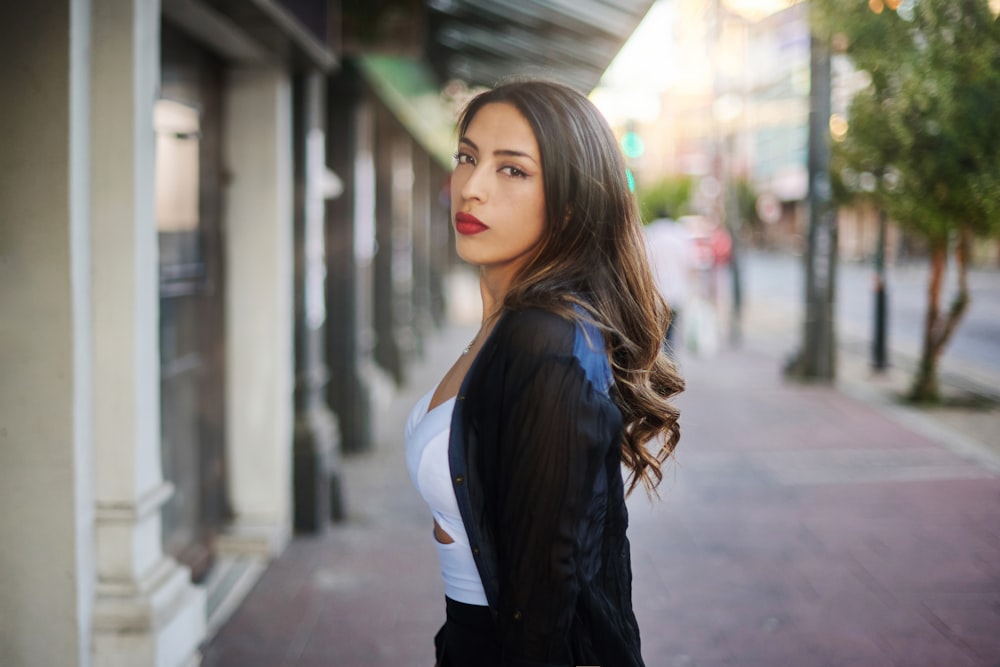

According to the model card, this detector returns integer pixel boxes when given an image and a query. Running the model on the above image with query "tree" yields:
[636,176,695,224]
[815,0,1000,402]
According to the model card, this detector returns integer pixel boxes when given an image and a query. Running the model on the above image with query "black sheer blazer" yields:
[448,307,646,667]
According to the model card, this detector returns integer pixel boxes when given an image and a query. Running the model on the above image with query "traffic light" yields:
[621,130,645,159]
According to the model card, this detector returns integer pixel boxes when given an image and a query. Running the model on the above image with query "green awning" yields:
[356,55,457,170]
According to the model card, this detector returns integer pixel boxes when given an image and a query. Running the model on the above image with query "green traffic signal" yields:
[621,131,645,159]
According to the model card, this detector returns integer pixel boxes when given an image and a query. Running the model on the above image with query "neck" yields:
[478,266,511,325]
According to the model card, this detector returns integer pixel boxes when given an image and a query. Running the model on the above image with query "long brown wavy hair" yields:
[457,79,684,495]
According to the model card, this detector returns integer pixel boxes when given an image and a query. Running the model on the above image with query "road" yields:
[738,250,1000,391]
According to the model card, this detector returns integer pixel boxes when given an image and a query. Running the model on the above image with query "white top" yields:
[405,388,488,606]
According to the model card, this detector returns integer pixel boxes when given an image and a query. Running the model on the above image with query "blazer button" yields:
[472,546,480,556]
[454,475,464,485]
[512,610,522,621]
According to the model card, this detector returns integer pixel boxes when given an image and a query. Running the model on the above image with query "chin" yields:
[454,247,480,266]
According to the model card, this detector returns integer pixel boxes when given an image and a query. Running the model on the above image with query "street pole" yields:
[785,26,837,382]
[872,207,889,370]
[726,134,743,347]
[709,0,744,347]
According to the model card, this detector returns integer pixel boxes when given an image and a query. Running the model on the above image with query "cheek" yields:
[532,222,547,249]
[520,216,546,253]
[449,173,462,209]
[530,198,548,241]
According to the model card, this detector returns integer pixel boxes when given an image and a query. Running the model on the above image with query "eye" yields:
[500,165,528,178]
[453,151,475,166]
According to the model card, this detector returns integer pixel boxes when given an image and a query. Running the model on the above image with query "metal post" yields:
[786,28,837,381]
[872,207,889,370]
[726,134,744,347]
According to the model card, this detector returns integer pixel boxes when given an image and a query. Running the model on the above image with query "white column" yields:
[219,67,295,555]
[89,1,205,665]
[0,2,95,665]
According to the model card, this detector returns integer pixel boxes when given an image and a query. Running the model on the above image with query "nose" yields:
[458,162,488,203]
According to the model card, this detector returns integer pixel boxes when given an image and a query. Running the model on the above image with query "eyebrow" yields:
[459,137,539,165]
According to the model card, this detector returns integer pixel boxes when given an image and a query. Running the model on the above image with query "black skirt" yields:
[434,597,501,667]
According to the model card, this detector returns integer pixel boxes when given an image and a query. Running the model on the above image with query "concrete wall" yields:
[89,1,205,665]
[1,2,206,664]
[0,1,95,664]
[221,67,295,554]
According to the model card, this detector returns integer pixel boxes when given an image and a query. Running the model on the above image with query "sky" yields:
[591,0,677,123]
[593,0,803,123]
[599,0,677,92]
[723,0,801,20]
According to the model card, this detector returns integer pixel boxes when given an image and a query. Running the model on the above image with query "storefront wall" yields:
[0,2,454,664]
[0,1,97,664]
[220,66,296,558]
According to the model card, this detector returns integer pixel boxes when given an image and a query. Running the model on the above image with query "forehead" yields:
[463,103,539,152]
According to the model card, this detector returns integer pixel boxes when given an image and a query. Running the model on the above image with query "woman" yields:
[405,79,683,667]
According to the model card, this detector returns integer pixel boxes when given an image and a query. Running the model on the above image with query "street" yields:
[741,250,1000,391]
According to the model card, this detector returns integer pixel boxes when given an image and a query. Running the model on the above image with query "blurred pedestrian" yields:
[405,79,684,667]
[644,207,695,357]
[680,215,732,357]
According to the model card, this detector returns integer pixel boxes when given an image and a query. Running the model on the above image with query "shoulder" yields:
[497,307,576,355]
[497,306,613,395]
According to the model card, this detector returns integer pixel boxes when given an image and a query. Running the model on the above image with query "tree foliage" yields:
[819,0,1000,239]
[637,176,695,224]
[813,0,1000,401]
[734,178,763,230]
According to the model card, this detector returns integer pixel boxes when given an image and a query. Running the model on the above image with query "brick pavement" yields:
[202,315,1000,667]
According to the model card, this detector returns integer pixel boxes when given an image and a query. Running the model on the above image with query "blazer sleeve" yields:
[492,312,620,666]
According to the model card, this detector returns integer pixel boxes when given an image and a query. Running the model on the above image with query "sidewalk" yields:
[202,306,1000,667]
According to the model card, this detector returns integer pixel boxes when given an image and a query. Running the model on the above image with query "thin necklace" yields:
[463,326,486,355]
[463,312,497,355]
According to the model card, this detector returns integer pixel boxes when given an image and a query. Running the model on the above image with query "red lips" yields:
[455,212,489,235]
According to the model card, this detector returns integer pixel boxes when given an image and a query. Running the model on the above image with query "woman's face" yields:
[451,102,547,282]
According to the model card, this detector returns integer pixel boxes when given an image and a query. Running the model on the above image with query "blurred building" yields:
[741,1,811,248]
[623,1,809,243]
[0,1,653,665]
[609,0,1000,265]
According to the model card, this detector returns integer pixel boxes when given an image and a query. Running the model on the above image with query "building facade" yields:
[0,1,453,664]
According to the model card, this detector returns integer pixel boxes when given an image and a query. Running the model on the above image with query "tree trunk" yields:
[909,229,972,402]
